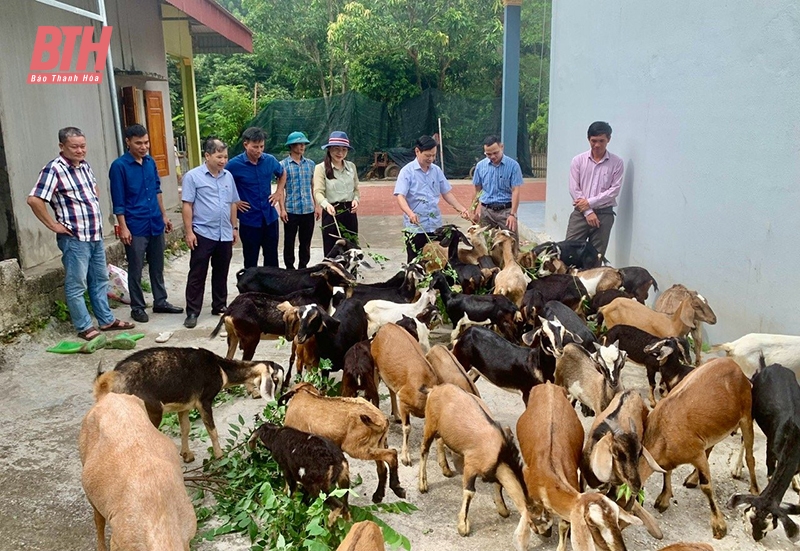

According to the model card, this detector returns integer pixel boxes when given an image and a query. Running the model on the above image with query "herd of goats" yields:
[78,225,800,551]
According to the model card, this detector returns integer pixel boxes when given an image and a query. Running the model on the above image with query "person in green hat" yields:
[280,131,318,269]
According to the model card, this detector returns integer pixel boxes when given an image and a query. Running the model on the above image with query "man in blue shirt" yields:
[226,127,286,268]
[109,124,183,323]
[280,131,318,269]
[394,135,471,262]
[470,135,524,239]
[181,138,240,328]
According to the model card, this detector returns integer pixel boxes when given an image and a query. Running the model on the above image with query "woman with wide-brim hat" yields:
[313,131,360,256]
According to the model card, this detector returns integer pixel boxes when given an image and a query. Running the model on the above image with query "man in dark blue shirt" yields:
[226,127,287,268]
[109,124,183,323]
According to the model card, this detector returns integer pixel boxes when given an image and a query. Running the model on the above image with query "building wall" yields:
[0,0,179,269]
[0,0,119,269]
[546,1,800,342]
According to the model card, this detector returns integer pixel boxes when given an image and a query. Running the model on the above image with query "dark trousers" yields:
[240,220,279,268]
[405,231,436,263]
[283,212,315,269]
[185,234,233,316]
[125,234,168,311]
[565,207,616,257]
[320,205,358,257]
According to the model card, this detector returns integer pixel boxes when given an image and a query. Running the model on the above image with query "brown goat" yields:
[657,544,714,551]
[80,393,196,551]
[492,230,529,307]
[371,323,439,466]
[600,296,696,338]
[517,383,642,551]
[419,384,547,549]
[638,357,759,539]
[336,520,385,551]
[654,284,717,365]
[281,382,405,503]
[425,344,480,397]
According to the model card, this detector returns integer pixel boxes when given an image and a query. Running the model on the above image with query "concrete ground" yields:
[0,181,789,551]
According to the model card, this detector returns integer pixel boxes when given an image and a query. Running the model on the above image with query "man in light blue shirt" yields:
[394,135,471,262]
[181,138,240,328]
[470,135,524,238]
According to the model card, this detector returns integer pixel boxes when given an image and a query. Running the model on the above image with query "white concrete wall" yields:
[546,1,800,342]
[0,0,179,268]
[0,0,119,269]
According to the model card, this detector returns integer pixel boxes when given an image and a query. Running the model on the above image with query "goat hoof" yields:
[418,483,428,494]
[181,451,195,463]
[458,522,470,537]
[731,467,744,480]
[712,520,727,539]
[392,485,406,499]
[371,492,385,504]
[654,495,671,513]
[401,457,411,467]
[442,468,455,478]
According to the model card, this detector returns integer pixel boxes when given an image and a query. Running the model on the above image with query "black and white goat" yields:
[729,360,800,542]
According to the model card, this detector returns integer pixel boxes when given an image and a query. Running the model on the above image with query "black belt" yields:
[482,202,512,211]
[331,201,353,208]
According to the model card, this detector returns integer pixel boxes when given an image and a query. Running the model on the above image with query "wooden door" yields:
[121,86,139,128]
[144,90,169,176]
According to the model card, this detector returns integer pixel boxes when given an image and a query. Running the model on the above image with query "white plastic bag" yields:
[107,264,131,304]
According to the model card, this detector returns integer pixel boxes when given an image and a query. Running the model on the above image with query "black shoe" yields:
[131,309,149,323]
[153,302,183,314]
[211,307,227,316]
[184,314,198,328]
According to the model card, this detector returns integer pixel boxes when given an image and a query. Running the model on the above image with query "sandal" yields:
[77,327,101,341]
[99,319,136,331]
[79,334,108,354]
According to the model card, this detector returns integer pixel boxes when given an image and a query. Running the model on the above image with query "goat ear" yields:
[679,300,696,329]
[616,503,643,527]
[522,329,536,347]
[590,433,615,483]
[641,446,666,473]
[593,341,602,352]
[781,503,800,515]
[727,493,757,509]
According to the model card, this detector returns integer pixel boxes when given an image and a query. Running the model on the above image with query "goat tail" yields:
[497,428,529,500]
[707,342,732,355]
[92,371,116,402]
[756,351,767,374]
[209,315,226,339]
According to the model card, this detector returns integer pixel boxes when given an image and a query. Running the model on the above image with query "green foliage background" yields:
[170,0,552,151]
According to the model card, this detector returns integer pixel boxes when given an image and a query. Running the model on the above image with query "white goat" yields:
[709,333,800,379]
[365,287,437,337]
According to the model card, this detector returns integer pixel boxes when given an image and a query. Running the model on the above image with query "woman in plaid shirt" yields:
[280,132,318,269]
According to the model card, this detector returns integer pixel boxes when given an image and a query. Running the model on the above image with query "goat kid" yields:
[248,423,350,525]
[341,341,379,408]
[79,393,196,551]
[94,347,284,462]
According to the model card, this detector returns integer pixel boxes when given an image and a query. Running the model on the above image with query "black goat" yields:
[431,271,520,342]
[729,361,800,542]
[438,226,484,294]
[522,274,588,324]
[94,347,285,462]
[618,266,658,304]
[291,299,368,378]
[341,340,379,407]
[248,423,350,524]
[605,325,690,407]
[211,269,348,361]
[237,260,354,295]
[337,263,424,306]
[453,326,550,405]
[533,240,603,270]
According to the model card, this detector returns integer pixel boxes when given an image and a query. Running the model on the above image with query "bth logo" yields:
[28,26,113,85]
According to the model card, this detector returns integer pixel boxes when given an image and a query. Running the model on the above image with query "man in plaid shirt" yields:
[27,127,135,340]
[280,131,318,269]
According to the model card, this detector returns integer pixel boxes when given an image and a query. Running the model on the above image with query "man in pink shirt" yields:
[565,121,624,256]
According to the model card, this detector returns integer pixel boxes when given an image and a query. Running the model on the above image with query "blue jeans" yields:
[57,235,115,332]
